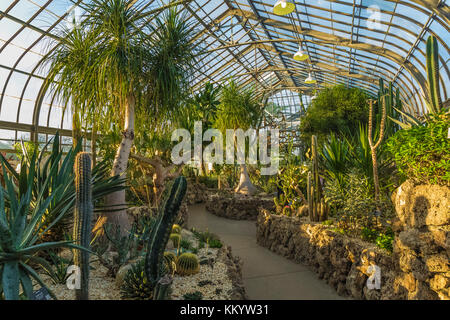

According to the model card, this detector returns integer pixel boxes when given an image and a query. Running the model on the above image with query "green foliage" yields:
[323,170,394,235]
[176,253,200,276]
[207,238,223,249]
[0,151,88,300]
[183,291,203,300]
[1,133,126,242]
[361,227,394,252]
[120,259,153,300]
[41,251,72,285]
[275,164,309,214]
[299,85,369,144]
[215,80,262,132]
[386,112,449,185]
[376,230,394,253]
[191,229,220,245]
[73,152,93,300]
[198,175,219,189]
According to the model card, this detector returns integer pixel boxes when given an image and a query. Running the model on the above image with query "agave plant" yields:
[0,153,87,300]
[0,132,126,241]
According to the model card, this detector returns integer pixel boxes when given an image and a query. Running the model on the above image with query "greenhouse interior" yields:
[0,0,448,302]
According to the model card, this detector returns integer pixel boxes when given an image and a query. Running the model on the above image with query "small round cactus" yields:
[172,224,182,234]
[163,251,177,274]
[169,233,181,248]
[176,253,199,276]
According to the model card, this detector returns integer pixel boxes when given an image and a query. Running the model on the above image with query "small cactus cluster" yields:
[73,152,93,300]
[176,253,200,276]
[307,135,329,222]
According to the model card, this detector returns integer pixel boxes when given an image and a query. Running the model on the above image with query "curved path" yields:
[187,204,346,300]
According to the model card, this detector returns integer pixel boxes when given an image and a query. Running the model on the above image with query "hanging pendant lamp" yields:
[293,45,309,61]
[305,73,317,84]
[273,0,295,16]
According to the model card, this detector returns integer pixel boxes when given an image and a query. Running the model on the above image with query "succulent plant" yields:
[145,176,187,290]
[73,152,93,300]
[176,253,199,276]
[169,233,181,248]
[172,224,182,234]
[120,259,153,300]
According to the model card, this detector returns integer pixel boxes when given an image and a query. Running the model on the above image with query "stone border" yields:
[218,246,248,300]
[205,193,275,220]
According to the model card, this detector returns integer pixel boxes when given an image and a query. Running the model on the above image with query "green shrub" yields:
[376,230,394,252]
[386,112,449,185]
[299,85,369,145]
[207,238,223,248]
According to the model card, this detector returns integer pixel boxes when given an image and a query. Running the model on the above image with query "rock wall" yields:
[206,193,275,220]
[256,180,449,300]
[391,180,449,300]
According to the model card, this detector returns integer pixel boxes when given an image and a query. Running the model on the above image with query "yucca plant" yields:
[0,153,87,300]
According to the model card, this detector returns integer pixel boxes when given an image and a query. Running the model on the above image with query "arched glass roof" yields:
[0,0,448,147]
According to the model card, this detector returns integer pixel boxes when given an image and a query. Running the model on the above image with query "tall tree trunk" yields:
[104,93,135,233]
[234,163,257,195]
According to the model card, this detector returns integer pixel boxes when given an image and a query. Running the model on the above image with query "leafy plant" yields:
[386,112,449,185]
[376,230,394,253]
[0,153,87,300]
[41,251,72,285]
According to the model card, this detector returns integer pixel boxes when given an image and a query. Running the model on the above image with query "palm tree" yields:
[215,80,263,195]
[42,0,197,232]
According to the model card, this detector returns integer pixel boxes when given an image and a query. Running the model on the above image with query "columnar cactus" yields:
[426,35,442,113]
[145,176,187,298]
[307,135,328,222]
[368,99,386,207]
[73,152,93,300]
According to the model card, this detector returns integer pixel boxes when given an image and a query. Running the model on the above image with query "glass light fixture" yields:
[305,73,317,84]
[273,0,295,16]
[293,45,309,61]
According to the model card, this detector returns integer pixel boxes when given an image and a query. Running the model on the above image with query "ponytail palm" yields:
[42,0,197,233]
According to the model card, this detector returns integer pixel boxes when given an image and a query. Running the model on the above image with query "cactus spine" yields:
[145,176,187,299]
[426,35,442,113]
[73,152,93,300]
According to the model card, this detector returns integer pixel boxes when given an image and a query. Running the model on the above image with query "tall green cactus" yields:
[426,35,442,113]
[73,152,93,300]
[307,136,328,222]
[144,176,187,299]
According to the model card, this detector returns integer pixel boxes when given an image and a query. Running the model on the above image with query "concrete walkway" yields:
[187,204,345,300]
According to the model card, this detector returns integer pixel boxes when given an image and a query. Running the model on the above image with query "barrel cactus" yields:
[73,152,93,300]
[176,253,199,276]
[170,233,181,248]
